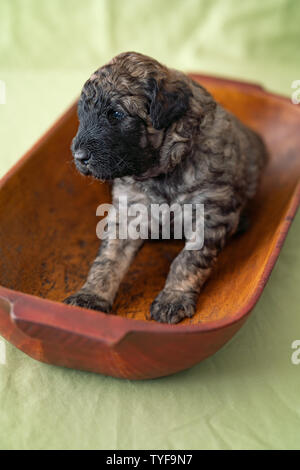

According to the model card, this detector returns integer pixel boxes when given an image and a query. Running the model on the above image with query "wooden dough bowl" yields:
[0,75,299,379]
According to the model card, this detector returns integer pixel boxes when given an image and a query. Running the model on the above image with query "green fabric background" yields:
[0,0,300,450]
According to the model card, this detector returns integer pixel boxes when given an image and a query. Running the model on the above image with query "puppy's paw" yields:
[150,289,196,324]
[64,290,112,313]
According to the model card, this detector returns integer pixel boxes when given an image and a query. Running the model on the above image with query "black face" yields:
[71,93,159,181]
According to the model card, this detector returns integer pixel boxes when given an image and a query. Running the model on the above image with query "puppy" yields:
[64,52,268,323]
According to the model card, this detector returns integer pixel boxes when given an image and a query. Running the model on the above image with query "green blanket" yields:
[0,0,300,450]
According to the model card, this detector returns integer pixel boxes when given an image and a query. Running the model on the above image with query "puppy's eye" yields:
[109,110,126,121]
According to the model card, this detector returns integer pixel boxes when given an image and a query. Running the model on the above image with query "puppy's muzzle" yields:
[74,149,90,166]
[73,148,93,176]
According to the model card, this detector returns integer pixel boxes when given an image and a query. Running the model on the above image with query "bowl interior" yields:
[0,77,299,325]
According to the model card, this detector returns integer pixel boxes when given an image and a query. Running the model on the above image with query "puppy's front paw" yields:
[150,289,197,324]
[64,290,112,313]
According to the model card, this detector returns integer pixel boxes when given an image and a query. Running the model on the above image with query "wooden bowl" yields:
[0,75,299,379]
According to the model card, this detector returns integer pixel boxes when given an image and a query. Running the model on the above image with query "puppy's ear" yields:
[148,77,191,130]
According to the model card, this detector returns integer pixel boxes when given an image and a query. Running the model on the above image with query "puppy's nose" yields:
[74,149,90,165]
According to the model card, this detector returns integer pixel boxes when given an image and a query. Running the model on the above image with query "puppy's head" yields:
[71,52,192,180]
